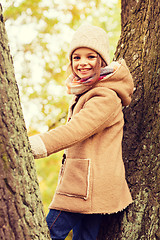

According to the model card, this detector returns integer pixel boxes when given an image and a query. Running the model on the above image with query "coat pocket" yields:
[56,158,91,200]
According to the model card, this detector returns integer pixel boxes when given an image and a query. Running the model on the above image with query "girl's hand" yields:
[29,135,47,159]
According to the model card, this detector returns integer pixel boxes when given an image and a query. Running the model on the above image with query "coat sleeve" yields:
[30,88,122,158]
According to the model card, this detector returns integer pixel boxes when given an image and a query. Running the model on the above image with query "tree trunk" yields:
[98,0,160,239]
[121,0,137,31]
[0,5,51,240]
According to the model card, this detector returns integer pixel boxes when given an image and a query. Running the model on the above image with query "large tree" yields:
[0,4,51,240]
[98,0,160,239]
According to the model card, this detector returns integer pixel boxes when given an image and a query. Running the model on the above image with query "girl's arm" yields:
[29,88,121,159]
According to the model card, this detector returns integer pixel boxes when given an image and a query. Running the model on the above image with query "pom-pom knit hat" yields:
[69,23,110,65]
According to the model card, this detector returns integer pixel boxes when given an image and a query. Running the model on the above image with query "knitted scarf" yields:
[66,66,115,95]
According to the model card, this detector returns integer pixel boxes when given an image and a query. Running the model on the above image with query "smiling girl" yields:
[29,23,134,240]
[72,48,99,78]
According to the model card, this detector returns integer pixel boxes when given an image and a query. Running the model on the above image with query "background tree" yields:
[98,0,160,239]
[0,4,51,239]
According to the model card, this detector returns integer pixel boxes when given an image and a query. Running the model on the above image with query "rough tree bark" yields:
[98,0,160,239]
[0,5,51,240]
[121,0,137,31]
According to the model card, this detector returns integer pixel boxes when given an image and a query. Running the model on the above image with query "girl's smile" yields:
[72,47,100,79]
[78,67,92,76]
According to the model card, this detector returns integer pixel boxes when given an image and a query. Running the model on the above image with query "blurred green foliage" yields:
[35,152,62,214]
[2,1,120,238]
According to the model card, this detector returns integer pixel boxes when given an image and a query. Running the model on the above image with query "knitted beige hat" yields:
[69,23,110,65]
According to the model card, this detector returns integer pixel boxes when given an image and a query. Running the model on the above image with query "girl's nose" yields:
[79,58,87,66]
[79,62,87,66]
[78,56,88,66]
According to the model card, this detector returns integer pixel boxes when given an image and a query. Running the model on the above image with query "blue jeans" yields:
[46,209,102,240]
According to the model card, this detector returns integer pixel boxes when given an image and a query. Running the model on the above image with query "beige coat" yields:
[30,59,134,214]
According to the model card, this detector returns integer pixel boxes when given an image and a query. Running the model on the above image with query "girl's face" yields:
[72,47,101,79]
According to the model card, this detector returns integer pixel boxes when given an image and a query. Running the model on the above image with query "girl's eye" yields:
[88,55,97,59]
[73,56,80,60]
